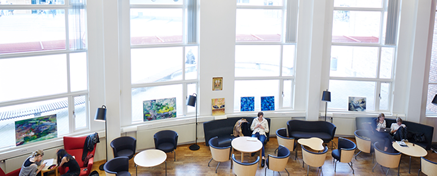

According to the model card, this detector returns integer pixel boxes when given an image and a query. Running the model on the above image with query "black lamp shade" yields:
[187,94,197,107]
[322,91,331,102]
[94,105,107,121]
[432,94,437,105]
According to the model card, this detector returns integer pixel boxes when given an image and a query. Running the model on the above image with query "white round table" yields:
[134,149,167,176]
[231,137,263,167]
[392,142,427,174]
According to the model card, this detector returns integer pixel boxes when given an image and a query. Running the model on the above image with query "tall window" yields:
[234,0,297,112]
[426,5,437,115]
[0,0,88,149]
[130,0,198,122]
[329,0,398,111]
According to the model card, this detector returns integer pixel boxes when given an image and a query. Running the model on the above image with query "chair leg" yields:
[321,167,323,176]
[285,168,289,176]
[354,151,362,160]
[306,165,309,176]
[174,151,176,161]
[334,160,337,172]
[372,162,378,172]
[208,158,213,167]
[418,169,421,176]
[348,162,354,174]
[265,167,267,176]
[386,168,390,176]
[215,162,220,173]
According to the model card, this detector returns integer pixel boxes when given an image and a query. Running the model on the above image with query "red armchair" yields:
[59,136,96,176]
[0,168,20,176]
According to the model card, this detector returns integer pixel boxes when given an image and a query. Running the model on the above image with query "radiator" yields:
[5,147,62,173]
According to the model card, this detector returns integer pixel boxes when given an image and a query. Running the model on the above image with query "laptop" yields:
[380,128,391,133]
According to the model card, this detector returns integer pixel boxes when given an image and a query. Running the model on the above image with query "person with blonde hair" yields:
[19,150,46,176]
[390,117,407,141]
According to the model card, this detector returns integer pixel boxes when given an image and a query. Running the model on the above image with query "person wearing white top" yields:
[390,117,407,141]
[250,112,269,167]
[371,113,394,152]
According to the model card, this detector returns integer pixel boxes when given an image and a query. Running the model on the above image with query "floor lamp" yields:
[321,90,331,122]
[187,93,199,150]
[94,105,107,170]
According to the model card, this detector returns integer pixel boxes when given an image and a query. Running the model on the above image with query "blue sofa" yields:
[203,117,271,146]
[356,117,434,150]
[286,120,336,143]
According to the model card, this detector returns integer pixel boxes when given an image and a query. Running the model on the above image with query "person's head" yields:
[377,113,385,122]
[396,117,403,125]
[56,149,72,165]
[257,112,264,119]
[31,150,44,162]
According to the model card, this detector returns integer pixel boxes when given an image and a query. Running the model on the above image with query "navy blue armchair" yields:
[110,136,136,159]
[154,130,178,161]
[232,154,259,176]
[266,145,290,176]
[332,137,356,174]
[103,156,131,176]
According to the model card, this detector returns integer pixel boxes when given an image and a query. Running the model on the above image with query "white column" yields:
[199,0,236,116]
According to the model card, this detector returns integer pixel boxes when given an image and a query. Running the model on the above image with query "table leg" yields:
[241,152,244,162]
[135,164,137,176]
[409,156,411,174]
[165,161,167,176]
[231,148,234,169]
[259,150,262,167]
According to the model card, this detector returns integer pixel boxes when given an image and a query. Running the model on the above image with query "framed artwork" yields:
[15,114,57,146]
[212,77,223,91]
[212,98,225,116]
[143,97,177,121]
[261,96,275,111]
[348,97,366,111]
[240,97,254,111]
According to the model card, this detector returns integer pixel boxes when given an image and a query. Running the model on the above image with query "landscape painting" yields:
[212,98,225,116]
[143,97,177,121]
[15,114,57,146]
[261,96,275,111]
[348,96,366,111]
[240,97,254,111]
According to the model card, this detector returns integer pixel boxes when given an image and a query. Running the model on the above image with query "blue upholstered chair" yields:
[208,136,231,173]
[332,137,356,174]
[103,156,131,176]
[302,145,328,176]
[111,136,136,159]
[419,157,437,175]
[265,145,290,176]
[232,154,259,176]
[154,130,178,161]
[276,128,297,160]
[372,142,401,176]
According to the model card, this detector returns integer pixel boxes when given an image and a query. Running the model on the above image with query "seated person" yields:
[251,111,269,167]
[57,149,80,176]
[19,150,46,176]
[390,117,407,141]
[370,113,394,152]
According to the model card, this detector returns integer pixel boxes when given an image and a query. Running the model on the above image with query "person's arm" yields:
[262,120,269,133]
[390,123,397,133]
[250,119,257,131]
[58,157,68,168]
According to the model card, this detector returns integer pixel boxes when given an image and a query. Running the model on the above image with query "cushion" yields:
[117,149,134,158]
[158,143,175,152]
[331,149,340,160]
[290,132,332,141]
[117,171,131,176]
[217,137,233,147]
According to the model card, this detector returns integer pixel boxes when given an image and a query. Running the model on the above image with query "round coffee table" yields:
[392,142,427,174]
[134,149,167,176]
[231,137,263,167]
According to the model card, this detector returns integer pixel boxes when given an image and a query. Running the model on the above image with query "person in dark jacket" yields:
[57,149,80,176]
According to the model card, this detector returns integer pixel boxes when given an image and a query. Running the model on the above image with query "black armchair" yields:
[103,156,131,176]
[154,130,178,161]
[332,137,356,174]
[266,145,290,176]
[110,136,137,159]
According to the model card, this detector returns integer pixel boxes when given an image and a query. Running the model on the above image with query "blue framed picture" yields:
[261,96,275,111]
[240,97,254,111]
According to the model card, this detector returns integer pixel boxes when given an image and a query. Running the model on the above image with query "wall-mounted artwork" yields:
[212,77,223,91]
[15,114,57,146]
[143,97,177,121]
[261,96,275,111]
[240,97,254,111]
[212,98,225,116]
[348,97,366,111]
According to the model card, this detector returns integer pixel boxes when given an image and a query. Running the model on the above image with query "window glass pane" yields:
[0,10,66,54]
[74,95,87,130]
[237,0,283,6]
[332,11,381,43]
[0,98,69,149]
[130,9,182,45]
[131,84,183,122]
[334,0,382,8]
[235,45,280,77]
[426,84,437,114]
[236,9,282,42]
[0,0,65,5]
[185,46,198,80]
[187,83,197,114]
[69,8,87,50]
[0,55,67,102]
[234,80,279,112]
[330,46,378,78]
[380,47,394,79]
[130,0,183,5]
[283,80,292,108]
[329,80,375,111]
[429,13,437,83]
[131,47,182,84]
[380,82,390,110]
[70,52,87,92]
[282,45,295,76]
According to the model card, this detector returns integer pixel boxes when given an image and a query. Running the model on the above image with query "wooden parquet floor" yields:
[91,137,437,176]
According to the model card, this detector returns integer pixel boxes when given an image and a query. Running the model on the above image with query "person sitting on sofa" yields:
[390,117,407,141]
[251,111,269,167]
[19,150,46,176]
[371,113,394,152]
